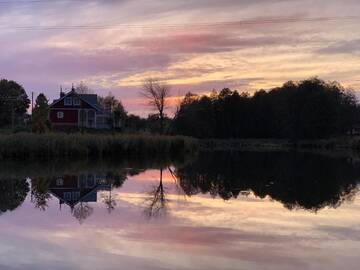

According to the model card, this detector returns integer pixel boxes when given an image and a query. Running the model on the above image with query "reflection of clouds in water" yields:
[316,225,360,241]
[111,192,360,269]
[0,187,360,270]
[0,152,360,269]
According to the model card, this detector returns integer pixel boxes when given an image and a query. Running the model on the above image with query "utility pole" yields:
[31,91,34,115]
[31,91,34,126]
[11,106,14,130]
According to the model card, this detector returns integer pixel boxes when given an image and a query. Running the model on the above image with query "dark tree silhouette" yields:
[0,79,30,128]
[141,78,171,134]
[172,78,359,139]
[31,177,51,211]
[0,178,29,214]
[174,151,360,212]
[32,93,50,133]
[144,168,168,218]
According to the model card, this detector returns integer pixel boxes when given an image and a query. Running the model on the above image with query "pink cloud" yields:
[126,32,298,55]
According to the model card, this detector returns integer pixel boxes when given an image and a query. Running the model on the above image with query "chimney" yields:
[60,86,65,98]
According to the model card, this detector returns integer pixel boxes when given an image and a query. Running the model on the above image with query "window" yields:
[57,111,64,119]
[64,97,72,106]
[73,97,80,106]
[72,192,80,201]
[56,178,64,186]
[64,192,80,201]
[64,192,72,201]
[87,175,95,188]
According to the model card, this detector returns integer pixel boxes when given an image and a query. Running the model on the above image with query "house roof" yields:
[79,94,97,106]
[49,90,103,112]
[50,184,111,208]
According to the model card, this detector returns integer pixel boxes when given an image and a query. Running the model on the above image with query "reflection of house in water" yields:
[49,174,111,209]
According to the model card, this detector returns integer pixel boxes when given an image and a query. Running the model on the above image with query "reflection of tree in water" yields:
[101,170,129,213]
[102,189,116,214]
[72,202,94,224]
[103,169,135,213]
[174,152,360,212]
[0,178,29,214]
[31,177,51,211]
[144,168,168,218]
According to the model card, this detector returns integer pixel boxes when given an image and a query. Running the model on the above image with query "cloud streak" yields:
[0,0,360,113]
[318,39,360,54]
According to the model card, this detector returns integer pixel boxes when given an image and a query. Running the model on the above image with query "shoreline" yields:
[199,137,360,151]
[1,132,360,160]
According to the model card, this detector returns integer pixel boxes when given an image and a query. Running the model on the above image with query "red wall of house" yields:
[49,175,79,188]
[50,109,78,124]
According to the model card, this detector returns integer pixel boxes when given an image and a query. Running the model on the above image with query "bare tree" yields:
[98,93,127,129]
[75,81,93,94]
[140,78,171,134]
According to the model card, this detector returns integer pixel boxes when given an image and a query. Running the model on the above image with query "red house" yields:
[49,88,111,131]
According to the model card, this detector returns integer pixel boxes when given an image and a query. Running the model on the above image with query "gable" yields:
[50,91,101,111]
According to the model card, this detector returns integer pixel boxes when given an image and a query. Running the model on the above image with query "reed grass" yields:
[0,133,198,160]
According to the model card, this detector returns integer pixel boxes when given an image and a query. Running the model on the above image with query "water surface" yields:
[0,151,360,270]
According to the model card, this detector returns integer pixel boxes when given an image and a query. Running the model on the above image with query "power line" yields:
[0,16,358,31]
[0,0,87,4]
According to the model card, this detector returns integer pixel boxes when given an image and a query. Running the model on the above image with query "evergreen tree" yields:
[32,93,50,133]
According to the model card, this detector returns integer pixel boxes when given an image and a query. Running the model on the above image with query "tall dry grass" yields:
[0,133,198,160]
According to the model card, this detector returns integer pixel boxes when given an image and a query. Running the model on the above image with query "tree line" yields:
[172,78,360,139]
[0,77,359,139]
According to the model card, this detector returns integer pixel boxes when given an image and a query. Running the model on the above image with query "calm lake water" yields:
[0,151,360,270]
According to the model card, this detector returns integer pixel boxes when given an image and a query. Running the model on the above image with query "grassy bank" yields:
[0,133,198,160]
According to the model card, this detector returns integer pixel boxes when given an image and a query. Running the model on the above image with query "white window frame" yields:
[73,97,80,106]
[64,97,72,106]
[57,111,64,119]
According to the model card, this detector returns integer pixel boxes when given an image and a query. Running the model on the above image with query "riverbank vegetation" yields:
[0,133,197,160]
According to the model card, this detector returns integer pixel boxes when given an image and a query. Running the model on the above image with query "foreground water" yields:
[0,151,360,270]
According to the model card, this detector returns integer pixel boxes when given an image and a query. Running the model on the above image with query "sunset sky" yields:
[0,0,360,115]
